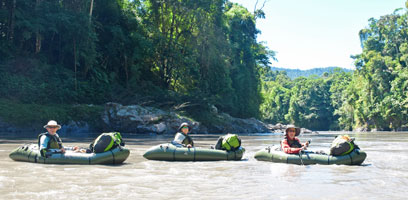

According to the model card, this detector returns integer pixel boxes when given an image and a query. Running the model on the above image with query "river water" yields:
[0,132,407,200]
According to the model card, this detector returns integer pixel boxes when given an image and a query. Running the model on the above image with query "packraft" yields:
[217,134,241,151]
[254,146,366,165]
[143,143,245,161]
[9,143,130,165]
[89,132,125,153]
[330,135,358,156]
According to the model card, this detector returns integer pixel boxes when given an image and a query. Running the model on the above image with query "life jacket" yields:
[221,134,241,151]
[177,132,194,146]
[330,135,357,156]
[37,132,63,150]
[89,132,125,153]
[284,137,302,148]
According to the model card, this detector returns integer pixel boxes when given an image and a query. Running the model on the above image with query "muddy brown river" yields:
[0,132,407,199]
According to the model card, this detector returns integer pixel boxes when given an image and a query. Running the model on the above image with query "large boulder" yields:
[102,102,202,134]
[101,103,272,134]
[58,121,91,136]
[206,113,271,133]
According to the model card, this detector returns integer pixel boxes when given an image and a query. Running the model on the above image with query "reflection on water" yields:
[1,132,408,199]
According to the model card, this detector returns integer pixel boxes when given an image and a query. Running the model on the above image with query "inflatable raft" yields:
[9,144,130,165]
[143,143,245,161]
[254,146,366,165]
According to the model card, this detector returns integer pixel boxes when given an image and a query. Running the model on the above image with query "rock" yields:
[155,122,167,134]
[210,104,218,114]
[301,128,319,135]
[100,102,273,134]
[58,121,90,136]
[355,127,368,132]
[266,123,285,131]
[207,114,271,133]
[102,102,201,134]
[0,118,37,134]
[396,126,408,131]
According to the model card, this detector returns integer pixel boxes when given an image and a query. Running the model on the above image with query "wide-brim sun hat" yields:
[178,122,191,132]
[43,120,61,129]
[285,125,300,136]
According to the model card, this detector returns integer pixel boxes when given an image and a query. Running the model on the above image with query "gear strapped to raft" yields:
[89,132,125,153]
[330,135,359,156]
[214,134,242,151]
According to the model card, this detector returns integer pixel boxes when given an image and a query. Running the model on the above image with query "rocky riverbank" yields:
[0,102,317,135]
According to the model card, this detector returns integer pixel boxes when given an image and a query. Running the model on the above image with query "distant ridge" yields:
[270,66,353,79]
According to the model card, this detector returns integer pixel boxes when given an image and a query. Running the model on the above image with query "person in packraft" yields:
[280,125,309,154]
[172,122,194,148]
[38,120,79,157]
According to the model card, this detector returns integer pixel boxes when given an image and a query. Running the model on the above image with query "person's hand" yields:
[60,148,66,153]
[73,146,79,151]
[75,148,86,153]
[186,144,192,148]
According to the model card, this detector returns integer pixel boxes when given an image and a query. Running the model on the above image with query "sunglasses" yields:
[47,126,59,129]
[182,126,189,129]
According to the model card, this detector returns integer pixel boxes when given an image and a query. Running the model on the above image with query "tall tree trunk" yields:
[35,0,42,53]
[35,33,42,53]
[7,0,16,41]
[124,54,129,88]
[73,39,78,91]
[89,0,94,26]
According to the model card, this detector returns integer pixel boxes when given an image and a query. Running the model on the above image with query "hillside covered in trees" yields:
[0,0,274,128]
[1,0,408,131]
[269,67,353,80]
[261,3,408,131]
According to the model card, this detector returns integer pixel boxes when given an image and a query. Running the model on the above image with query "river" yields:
[0,132,407,200]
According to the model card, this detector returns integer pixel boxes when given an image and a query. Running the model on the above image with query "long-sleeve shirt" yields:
[171,132,194,147]
[281,137,304,154]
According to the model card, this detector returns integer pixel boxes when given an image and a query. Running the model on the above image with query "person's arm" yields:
[64,147,75,151]
[281,139,302,154]
[302,141,309,149]
[39,135,49,157]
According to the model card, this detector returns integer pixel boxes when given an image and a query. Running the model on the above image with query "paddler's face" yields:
[181,126,189,134]
[287,128,296,139]
[46,126,59,135]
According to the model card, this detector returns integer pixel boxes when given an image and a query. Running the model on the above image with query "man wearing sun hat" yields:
[38,120,79,157]
[171,122,194,148]
[280,125,309,154]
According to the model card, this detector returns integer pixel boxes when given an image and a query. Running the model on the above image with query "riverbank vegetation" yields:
[1,0,408,131]
[0,0,272,127]
[262,4,408,131]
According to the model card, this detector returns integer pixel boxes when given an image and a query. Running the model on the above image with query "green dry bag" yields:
[89,132,124,153]
[221,134,241,151]
[329,135,355,156]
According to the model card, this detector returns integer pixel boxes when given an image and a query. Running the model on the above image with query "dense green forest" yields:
[0,0,274,126]
[262,3,408,131]
[1,0,408,131]
[269,67,352,80]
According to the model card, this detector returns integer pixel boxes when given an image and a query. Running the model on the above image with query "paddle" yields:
[299,139,312,165]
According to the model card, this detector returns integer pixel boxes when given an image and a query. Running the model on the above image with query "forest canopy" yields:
[1,0,408,131]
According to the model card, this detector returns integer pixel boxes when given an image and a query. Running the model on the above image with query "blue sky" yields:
[230,0,406,69]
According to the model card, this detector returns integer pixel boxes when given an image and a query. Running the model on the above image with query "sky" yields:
[230,0,406,70]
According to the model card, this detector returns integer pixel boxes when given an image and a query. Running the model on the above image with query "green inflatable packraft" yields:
[9,144,130,165]
[254,146,366,165]
[143,143,245,161]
